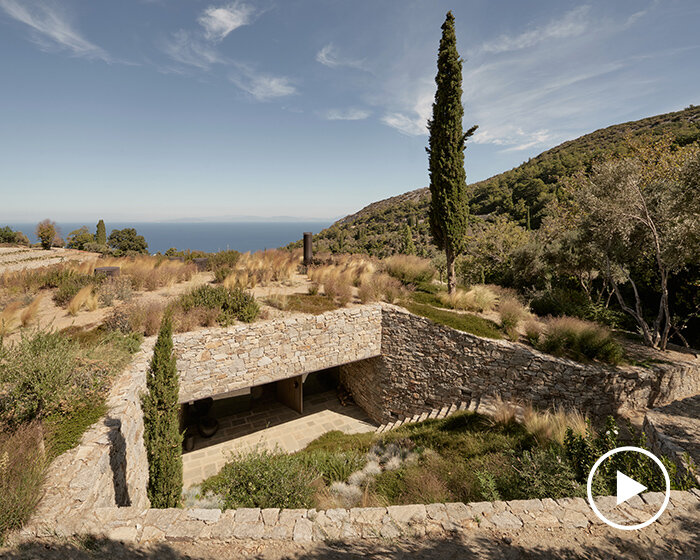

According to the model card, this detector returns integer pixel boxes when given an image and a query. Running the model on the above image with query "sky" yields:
[1,0,699,222]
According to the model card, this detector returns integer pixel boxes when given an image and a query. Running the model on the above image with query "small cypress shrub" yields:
[96,219,107,246]
[141,314,183,508]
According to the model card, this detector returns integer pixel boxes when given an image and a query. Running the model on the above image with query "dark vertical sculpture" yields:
[303,232,313,266]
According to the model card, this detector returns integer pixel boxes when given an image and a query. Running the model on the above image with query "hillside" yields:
[299,105,700,258]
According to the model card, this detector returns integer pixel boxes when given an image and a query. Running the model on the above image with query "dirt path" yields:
[2,510,698,560]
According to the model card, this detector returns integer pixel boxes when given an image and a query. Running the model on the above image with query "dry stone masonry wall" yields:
[341,306,700,424]
[26,339,152,536]
[19,304,700,544]
[175,305,382,403]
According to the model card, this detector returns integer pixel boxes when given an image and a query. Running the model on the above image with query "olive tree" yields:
[577,141,700,349]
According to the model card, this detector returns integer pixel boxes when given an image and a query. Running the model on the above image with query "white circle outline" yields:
[586,445,670,530]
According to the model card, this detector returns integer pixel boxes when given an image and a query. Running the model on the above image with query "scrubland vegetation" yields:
[295,108,700,350]
[195,409,696,511]
[0,328,141,542]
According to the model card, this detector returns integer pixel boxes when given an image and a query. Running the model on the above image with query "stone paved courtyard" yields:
[182,391,377,486]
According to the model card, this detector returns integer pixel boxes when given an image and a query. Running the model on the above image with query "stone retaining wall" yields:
[20,303,700,543]
[644,396,700,486]
[26,339,153,533]
[341,306,700,424]
[175,305,382,403]
[20,491,700,543]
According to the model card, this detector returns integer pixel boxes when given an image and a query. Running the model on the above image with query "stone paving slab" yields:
[182,391,376,486]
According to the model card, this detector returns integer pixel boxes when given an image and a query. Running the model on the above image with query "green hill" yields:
[300,104,700,258]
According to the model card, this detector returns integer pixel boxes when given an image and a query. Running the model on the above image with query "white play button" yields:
[616,471,647,505]
[587,446,671,530]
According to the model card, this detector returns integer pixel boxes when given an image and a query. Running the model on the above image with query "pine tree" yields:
[141,314,182,508]
[427,11,477,294]
[401,224,416,255]
[96,219,106,246]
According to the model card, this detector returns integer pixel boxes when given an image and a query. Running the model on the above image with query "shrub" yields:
[52,272,96,307]
[0,329,139,426]
[201,449,317,510]
[141,315,183,508]
[524,319,543,346]
[564,416,695,493]
[265,293,290,311]
[0,423,46,544]
[97,276,134,306]
[213,266,233,284]
[208,250,240,270]
[299,450,366,485]
[0,331,80,424]
[382,255,435,285]
[178,285,259,325]
[336,281,354,306]
[125,302,165,336]
[498,296,527,340]
[537,316,624,365]
[513,448,582,499]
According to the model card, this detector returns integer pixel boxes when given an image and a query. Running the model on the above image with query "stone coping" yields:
[18,490,699,544]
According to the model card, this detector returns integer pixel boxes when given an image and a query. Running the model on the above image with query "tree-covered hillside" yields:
[299,104,700,258]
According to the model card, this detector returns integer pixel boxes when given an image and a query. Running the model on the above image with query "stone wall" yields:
[26,339,153,535]
[19,491,700,543]
[175,305,382,403]
[20,303,700,543]
[342,306,700,424]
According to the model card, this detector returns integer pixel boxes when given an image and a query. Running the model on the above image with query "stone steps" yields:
[375,400,472,433]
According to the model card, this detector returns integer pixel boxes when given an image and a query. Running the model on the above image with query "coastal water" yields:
[7,222,332,254]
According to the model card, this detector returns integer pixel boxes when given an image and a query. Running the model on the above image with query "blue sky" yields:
[1,0,699,222]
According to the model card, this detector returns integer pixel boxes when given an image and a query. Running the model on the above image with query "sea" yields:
[7,222,332,254]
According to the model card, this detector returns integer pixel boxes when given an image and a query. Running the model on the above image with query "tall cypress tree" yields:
[96,219,106,246]
[427,11,477,294]
[141,314,182,508]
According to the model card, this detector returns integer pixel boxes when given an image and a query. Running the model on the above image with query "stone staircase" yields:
[375,396,516,433]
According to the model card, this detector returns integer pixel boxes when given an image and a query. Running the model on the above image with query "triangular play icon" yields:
[616,471,647,505]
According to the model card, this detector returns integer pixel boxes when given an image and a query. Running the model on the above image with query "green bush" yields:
[530,288,589,318]
[207,250,240,270]
[299,450,366,485]
[537,316,624,365]
[52,273,99,307]
[213,266,233,284]
[0,329,140,426]
[512,447,583,499]
[178,285,259,325]
[201,449,317,510]
[0,423,46,545]
[564,416,697,493]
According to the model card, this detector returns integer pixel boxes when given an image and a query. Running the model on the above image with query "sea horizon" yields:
[6,221,333,254]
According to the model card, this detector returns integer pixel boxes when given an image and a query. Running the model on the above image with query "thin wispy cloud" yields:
[198,2,255,42]
[324,108,371,121]
[380,90,434,136]
[474,5,591,55]
[230,67,296,101]
[316,43,366,70]
[160,30,224,70]
[0,0,111,62]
